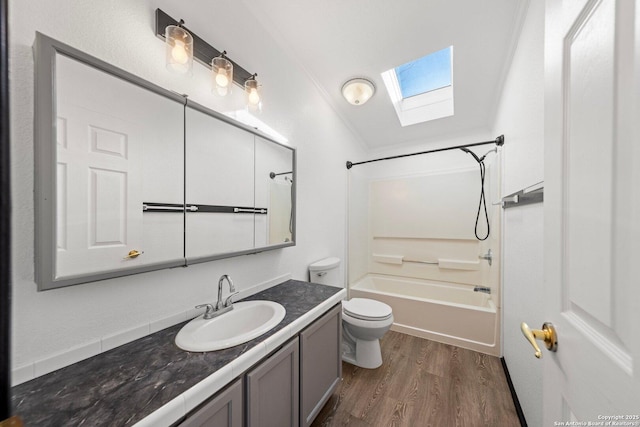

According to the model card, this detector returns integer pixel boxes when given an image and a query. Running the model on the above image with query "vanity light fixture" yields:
[245,74,262,111]
[155,9,260,106]
[165,20,193,75]
[212,52,233,96]
[341,78,375,106]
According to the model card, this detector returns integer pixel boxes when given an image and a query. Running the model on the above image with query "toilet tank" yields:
[308,257,342,288]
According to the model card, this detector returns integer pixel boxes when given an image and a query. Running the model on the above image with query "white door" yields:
[543,0,640,423]
[55,53,185,279]
[56,102,143,278]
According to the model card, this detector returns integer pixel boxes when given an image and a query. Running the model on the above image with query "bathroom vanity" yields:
[11,280,344,427]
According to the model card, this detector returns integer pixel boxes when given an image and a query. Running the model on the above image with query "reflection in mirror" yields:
[54,53,185,280]
[34,34,295,289]
[255,137,295,246]
[185,105,256,259]
[34,33,187,290]
[184,105,296,262]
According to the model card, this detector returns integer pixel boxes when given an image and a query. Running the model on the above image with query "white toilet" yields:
[309,257,393,369]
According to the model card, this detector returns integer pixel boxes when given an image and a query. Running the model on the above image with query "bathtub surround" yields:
[10,0,365,373]
[347,147,502,356]
[12,280,344,426]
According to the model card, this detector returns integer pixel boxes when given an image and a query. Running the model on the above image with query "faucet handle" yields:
[195,303,216,318]
[224,291,240,308]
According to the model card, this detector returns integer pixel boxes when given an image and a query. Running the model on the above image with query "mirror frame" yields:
[34,32,296,290]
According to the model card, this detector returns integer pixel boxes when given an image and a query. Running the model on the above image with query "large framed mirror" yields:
[34,33,296,290]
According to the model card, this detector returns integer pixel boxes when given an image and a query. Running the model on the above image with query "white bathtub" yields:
[349,274,499,355]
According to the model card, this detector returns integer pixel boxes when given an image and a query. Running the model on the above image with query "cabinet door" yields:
[179,378,243,427]
[246,337,299,427]
[300,304,342,427]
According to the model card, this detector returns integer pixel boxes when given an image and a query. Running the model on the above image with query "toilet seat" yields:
[342,298,392,321]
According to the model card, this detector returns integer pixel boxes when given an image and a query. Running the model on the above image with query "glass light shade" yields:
[245,78,262,111]
[341,78,375,105]
[212,56,234,97]
[165,25,193,74]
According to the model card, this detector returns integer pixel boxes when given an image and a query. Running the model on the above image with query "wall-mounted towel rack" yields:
[142,203,268,214]
[372,254,480,271]
[497,181,543,209]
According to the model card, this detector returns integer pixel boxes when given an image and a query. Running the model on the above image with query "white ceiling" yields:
[170,0,528,150]
[242,0,528,150]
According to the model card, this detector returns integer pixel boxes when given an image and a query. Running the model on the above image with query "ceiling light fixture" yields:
[155,9,260,107]
[341,78,375,106]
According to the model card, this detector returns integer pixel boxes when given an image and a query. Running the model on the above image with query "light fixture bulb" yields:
[215,72,229,88]
[248,88,260,105]
[171,40,189,65]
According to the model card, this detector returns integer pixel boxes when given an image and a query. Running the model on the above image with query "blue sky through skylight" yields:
[395,47,452,99]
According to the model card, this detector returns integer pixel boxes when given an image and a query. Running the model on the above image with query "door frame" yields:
[0,0,12,419]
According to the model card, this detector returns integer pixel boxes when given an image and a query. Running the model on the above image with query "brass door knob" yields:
[123,250,143,259]
[520,322,558,358]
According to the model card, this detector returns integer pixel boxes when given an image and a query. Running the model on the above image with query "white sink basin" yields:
[175,300,286,352]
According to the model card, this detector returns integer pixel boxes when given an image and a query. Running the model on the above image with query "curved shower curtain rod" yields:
[345,135,504,170]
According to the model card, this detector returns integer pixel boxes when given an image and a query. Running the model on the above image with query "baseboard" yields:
[500,357,528,427]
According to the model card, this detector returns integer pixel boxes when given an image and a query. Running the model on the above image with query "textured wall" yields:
[9,0,365,372]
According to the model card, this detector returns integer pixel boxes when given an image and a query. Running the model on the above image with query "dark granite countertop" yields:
[12,280,341,426]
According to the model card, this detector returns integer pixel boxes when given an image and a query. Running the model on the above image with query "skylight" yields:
[395,47,452,98]
[382,46,454,127]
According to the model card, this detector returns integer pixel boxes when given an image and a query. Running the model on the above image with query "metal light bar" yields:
[346,135,505,169]
[154,9,254,87]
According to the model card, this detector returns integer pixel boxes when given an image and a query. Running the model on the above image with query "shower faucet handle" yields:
[479,249,493,266]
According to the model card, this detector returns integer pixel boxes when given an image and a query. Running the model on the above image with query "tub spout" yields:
[474,286,491,294]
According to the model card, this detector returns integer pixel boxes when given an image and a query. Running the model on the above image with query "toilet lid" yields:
[343,298,392,321]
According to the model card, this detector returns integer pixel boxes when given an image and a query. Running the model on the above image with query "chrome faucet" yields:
[217,274,236,310]
[195,274,239,319]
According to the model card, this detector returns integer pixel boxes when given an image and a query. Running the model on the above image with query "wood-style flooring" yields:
[311,331,521,427]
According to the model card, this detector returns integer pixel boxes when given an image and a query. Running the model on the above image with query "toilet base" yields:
[342,338,383,369]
